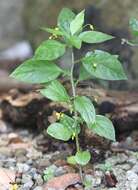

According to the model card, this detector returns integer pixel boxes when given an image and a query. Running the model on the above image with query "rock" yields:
[27,148,42,160]
[21,174,32,184]
[34,174,43,186]
[43,173,81,190]
[126,170,138,189]
[34,187,43,190]
[132,164,138,174]
[0,147,12,157]
[23,180,34,188]
[14,149,27,158]
[38,158,51,168]
[17,163,30,173]
[0,120,8,133]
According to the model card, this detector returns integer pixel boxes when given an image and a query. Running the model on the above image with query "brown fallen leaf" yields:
[9,142,31,150]
[105,171,118,187]
[43,173,81,190]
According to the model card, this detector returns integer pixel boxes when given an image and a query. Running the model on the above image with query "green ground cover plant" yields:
[10,8,137,184]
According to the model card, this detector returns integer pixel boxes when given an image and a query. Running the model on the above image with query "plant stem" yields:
[70,48,84,183]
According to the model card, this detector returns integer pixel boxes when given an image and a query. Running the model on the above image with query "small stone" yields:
[27,148,42,160]
[55,166,66,177]
[0,147,12,157]
[0,120,8,133]
[21,174,32,183]
[15,149,27,157]
[38,158,51,168]
[132,164,138,174]
[23,180,34,188]
[34,187,43,190]
[126,171,138,181]
[35,175,44,186]
[16,156,27,163]
[17,163,30,173]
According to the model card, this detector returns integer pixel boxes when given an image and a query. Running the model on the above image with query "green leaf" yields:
[57,8,75,33]
[40,80,70,102]
[79,64,93,81]
[35,40,66,61]
[79,31,114,43]
[67,156,77,165]
[75,151,91,166]
[82,50,127,80]
[10,59,62,84]
[68,35,82,49]
[70,10,85,35]
[90,115,116,141]
[41,27,63,36]
[129,18,138,36]
[60,114,80,134]
[47,123,72,141]
[74,96,96,125]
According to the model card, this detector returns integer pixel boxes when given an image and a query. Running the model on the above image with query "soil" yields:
[0,88,138,190]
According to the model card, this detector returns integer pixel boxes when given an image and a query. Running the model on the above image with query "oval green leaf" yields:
[129,18,138,36]
[90,115,116,141]
[68,35,82,49]
[10,59,62,84]
[74,96,96,125]
[70,10,85,35]
[58,8,75,33]
[79,64,93,81]
[82,50,127,80]
[75,151,91,166]
[79,31,114,43]
[60,114,80,134]
[40,80,70,102]
[47,123,72,141]
[35,40,66,61]
[41,27,63,36]
[67,156,77,165]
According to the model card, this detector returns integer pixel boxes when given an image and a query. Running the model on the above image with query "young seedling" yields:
[11,8,127,184]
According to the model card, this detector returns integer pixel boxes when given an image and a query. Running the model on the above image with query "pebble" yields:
[21,174,32,183]
[17,163,30,173]
[33,187,43,190]
[0,125,138,189]
[23,180,34,188]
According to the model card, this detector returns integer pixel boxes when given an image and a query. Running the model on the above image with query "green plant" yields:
[10,8,127,183]
[122,17,138,46]
[43,165,56,182]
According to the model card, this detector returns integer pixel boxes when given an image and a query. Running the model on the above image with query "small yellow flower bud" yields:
[49,36,53,40]
[55,27,59,31]
[90,24,94,30]
[93,63,97,68]
[71,132,76,140]
[94,97,98,102]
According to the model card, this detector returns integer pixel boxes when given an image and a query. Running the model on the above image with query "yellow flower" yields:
[10,184,19,190]
[55,112,64,120]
